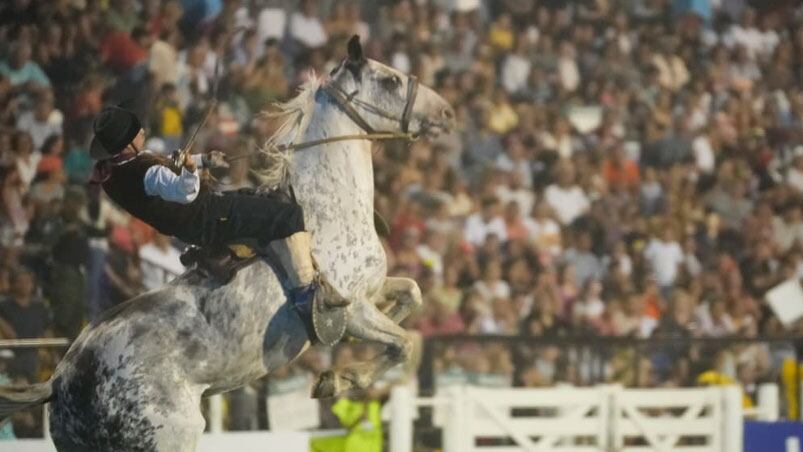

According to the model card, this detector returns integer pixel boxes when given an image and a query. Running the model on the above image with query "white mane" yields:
[254,74,323,188]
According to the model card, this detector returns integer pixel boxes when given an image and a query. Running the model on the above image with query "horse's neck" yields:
[288,97,386,296]
[290,99,375,217]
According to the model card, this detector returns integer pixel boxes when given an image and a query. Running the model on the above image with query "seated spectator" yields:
[29,164,65,207]
[562,232,604,288]
[0,268,51,381]
[15,91,62,151]
[36,134,64,177]
[151,83,184,152]
[500,38,531,95]
[106,0,141,33]
[464,197,507,246]
[472,260,511,303]
[0,166,30,247]
[0,42,50,89]
[544,163,589,225]
[601,143,640,190]
[289,0,328,50]
[644,226,685,291]
[99,25,150,74]
[527,201,562,257]
[12,132,39,191]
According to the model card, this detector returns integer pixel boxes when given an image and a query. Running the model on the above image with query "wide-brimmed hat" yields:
[90,106,141,160]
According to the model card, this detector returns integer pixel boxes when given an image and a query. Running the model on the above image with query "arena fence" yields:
[388,383,746,452]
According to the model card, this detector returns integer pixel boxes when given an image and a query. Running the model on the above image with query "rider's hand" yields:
[183,153,197,172]
[203,150,230,170]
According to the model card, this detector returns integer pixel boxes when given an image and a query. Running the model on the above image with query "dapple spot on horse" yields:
[0,35,454,452]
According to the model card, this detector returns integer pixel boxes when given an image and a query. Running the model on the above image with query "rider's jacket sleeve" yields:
[143,164,201,204]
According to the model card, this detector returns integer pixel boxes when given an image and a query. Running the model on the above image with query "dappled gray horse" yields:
[0,36,454,452]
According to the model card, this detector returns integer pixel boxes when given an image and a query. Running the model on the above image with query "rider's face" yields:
[129,129,146,152]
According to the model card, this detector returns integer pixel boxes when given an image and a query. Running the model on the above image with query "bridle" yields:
[322,73,419,135]
[267,71,420,154]
[226,68,422,162]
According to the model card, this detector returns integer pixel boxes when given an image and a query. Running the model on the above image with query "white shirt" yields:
[526,217,562,255]
[644,238,684,286]
[692,135,715,174]
[464,213,507,245]
[142,154,204,204]
[16,110,63,150]
[788,167,803,193]
[557,56,580,92]
[500,54,530,94]
[15,152,41,190]
[289,12,327,48]
[495,185,535,217]
[544,184,589,225]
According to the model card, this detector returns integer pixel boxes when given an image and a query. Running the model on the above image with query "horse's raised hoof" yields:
[311,370,338,399]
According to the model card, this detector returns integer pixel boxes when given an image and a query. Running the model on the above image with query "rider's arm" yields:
[143,164,202,204]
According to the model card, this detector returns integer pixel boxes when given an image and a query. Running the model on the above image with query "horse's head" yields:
[326,35,455,139]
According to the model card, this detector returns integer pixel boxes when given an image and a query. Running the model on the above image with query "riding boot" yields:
[267,231,351,309]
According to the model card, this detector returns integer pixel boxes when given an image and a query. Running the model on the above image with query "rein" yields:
[228,73,420,162]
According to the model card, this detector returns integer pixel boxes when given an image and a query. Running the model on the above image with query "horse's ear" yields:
[347,35,364,63]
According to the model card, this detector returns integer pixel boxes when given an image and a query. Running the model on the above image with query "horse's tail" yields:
[0,380,52,423]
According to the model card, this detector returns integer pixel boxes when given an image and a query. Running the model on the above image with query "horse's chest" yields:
[311,223,386,298]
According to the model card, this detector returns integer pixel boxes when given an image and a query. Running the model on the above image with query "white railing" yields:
[388,384,759,452]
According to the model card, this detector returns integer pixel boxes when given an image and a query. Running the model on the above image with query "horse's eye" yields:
[381,75,402,90]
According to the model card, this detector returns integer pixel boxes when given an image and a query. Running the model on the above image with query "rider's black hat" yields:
[90,106,142,160]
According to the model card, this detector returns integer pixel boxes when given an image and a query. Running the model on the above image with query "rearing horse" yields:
[0,36,454,452]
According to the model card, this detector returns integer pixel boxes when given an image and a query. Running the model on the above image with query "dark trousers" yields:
[180,192,305,248]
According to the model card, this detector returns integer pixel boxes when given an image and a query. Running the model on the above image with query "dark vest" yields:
[102,155,206,240]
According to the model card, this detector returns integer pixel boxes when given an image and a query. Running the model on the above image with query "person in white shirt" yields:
[289,0,328,49]
[644,228,685,288]
[544,163,590,225]
[692,127,716,174]
[495,170,535,217]
[15,92,63,150]
[464,197,508,246]
[787,154,803,193]
[526,201,562,256]
[500,39,531,95]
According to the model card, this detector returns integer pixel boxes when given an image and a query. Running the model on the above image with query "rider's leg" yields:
[203,192,351,307]
[268,231,349,308]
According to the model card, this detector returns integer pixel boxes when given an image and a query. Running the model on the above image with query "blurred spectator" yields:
[0,268,51,381]
[289,0,328,51]
[0,43,50,89]
[15,92,62,150]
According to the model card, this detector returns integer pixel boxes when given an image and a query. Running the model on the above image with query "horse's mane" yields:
[253,74,323,188]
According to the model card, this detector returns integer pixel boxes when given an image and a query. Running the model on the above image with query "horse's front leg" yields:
[376,276,423,324]
[312,297,413,398]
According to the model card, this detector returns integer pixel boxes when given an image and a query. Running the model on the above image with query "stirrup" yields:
[314,274,351,308]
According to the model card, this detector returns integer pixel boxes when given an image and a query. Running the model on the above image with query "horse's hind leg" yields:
[377,276,423,324]
[146,383,207,452]
[312,299,413,398]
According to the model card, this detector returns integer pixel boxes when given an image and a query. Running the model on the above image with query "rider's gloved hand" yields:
[203,150,230,170]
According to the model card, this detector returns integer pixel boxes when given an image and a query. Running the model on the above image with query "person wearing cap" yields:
[89,105,349,308]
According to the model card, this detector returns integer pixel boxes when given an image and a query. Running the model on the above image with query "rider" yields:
[89,105,348,308]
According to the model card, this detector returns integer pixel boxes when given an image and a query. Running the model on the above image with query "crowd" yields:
[1,0,803,436]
